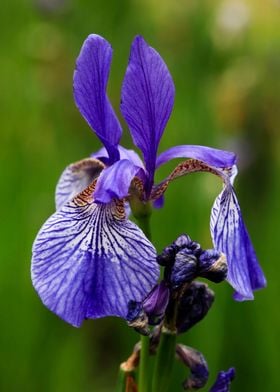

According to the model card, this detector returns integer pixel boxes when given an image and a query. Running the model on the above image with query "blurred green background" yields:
[1,0,279,390]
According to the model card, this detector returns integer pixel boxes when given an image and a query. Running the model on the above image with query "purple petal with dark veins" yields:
[32,185,159,327]
[55,158,105,210]
[152,155,266,300]
[94,159,144,204]
[209,368,235,392]
[210,184,266,300]
[156,145,237,169]
[121,36,175,192]
[74,34,122,162]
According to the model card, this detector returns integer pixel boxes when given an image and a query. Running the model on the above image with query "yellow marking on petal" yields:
[73,180,97,206]
[129,177,145,200]
[72,178,126,220]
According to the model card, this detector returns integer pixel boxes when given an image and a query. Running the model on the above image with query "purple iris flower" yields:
[31,34,266,327]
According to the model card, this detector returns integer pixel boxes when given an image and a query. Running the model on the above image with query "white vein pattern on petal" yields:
[210,186,253,299]
[32,199,158,326]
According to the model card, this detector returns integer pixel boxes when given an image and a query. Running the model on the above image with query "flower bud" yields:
[174,234,192,248]
[170,249,198,288]
[176,344,209,390]
[156,245,178,266]
[199,250,228,283]
[126,301,150,336]
[174,234,202,255]
[143,282,170,325]
[176,281,215,334]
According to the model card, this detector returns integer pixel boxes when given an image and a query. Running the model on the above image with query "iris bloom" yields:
[31,34,266,327]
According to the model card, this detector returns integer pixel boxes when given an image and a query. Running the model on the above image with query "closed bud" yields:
[143,281,170,325]
[174,234,202,255]
[176,344,209,390]
[126,301,150,336]
[170,249,198,288]
[176,282,215,334]
[199,250,228,283]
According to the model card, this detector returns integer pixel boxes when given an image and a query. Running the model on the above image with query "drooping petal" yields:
[94,159,144,204]
[55,158,105,210]
[121,35,175,192]
[210,185,266,300]
[32,182,159,327]
[152,157,266,300]
[209,368,235,392]
[73,34,122,162]
[156,145,237,168]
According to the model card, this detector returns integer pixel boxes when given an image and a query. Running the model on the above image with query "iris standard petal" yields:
[156,145,237,169]
[94,159,144,204]
[211,185,266,300]
[55,158,105,210]
[73,34,122,162]
[32,182,159,327]
[121,35,175,191]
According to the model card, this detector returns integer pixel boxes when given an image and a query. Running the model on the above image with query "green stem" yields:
[138,335,150,392]
[116,367,126,392]
[152,331,177,392]
[136,214,152,240]
[136,214,152,392]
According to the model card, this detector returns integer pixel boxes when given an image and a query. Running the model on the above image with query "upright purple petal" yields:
[121,36,175,193]
[74,34,122,162]
[156,145,237,169]
[32,183,159,327]
[55,158,105,210]
[210,184,266,300]
[94,159,144,204]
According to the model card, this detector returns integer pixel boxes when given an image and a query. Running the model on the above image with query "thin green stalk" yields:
[116,368,126,392]
[135,213,152,240]
[138,335,150,392]
[152,331,177,392]
[135,213,152,392]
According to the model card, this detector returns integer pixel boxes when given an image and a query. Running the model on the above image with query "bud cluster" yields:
[125,233,235,391]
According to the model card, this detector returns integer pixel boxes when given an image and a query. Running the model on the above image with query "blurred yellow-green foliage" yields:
[1,0,279,391]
